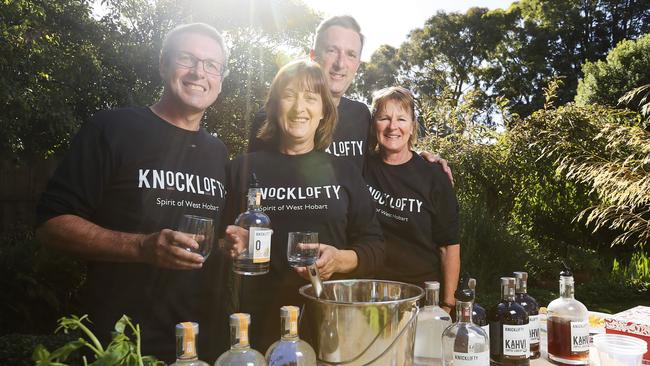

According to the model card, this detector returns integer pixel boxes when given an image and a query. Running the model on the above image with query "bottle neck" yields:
[230,324,250,349]
[247,187,261,210]
[280,314,299,340]
[560,276,575,299]
[501,285,515,302]
[456,301,473,323]
[425,287,440,307]
[176,333,198,360]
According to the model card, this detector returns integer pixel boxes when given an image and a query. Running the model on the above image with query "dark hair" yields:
[369,86,418,153]
[257,59,338,151]
[313,15,364,54]
[160,23,229,78]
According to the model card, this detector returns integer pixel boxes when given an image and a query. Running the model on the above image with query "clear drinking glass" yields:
[286,231,319,267]
[178,214,214,258]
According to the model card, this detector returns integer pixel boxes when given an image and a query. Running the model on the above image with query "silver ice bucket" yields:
[299,279,424,365]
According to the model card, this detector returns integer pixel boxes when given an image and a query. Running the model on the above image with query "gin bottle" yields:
[414,281,452,365]
[442,277,489,365]
[234,173,272,275]
[468,278,488,335]
[215,313,267,366]
[265,306,317,366]
[513,272,540,359]
[170,322,209,366]
[547,264,589,365]
[488,277,529,366]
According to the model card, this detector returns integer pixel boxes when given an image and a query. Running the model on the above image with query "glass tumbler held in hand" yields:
[178,214,214,258]
[287,232,319,267]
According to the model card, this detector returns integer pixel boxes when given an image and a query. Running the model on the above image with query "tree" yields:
[576,34,650,107]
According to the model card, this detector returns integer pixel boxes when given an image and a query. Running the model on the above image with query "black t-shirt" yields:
[247,96,370,171]
[363,153,460,287]
[36,107,228,362]
[225,150,384,351]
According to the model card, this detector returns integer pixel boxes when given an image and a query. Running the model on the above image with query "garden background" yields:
[1,0,649,363]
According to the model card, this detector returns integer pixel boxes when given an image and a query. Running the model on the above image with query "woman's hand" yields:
[294,244,358,280]
[222,225,248,258]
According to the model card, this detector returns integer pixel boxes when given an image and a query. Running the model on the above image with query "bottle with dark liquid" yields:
[468,278,488,335]
[234,173,272,275]
[488,277,529,366]
[547,265,589,365]
[513,272,540,359]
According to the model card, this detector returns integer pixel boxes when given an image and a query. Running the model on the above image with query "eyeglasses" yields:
[174,51,225,77]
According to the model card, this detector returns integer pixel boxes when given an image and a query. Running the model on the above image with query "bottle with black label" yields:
[442,276,489,365]
[468,278,489,335]
[513,272,540,359]
[547,264,589,365]
[488,277,529,366]
[234,173,273,275]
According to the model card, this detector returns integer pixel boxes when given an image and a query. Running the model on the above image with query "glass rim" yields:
[182,214,213,222]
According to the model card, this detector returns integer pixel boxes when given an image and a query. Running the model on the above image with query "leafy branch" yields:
[32,314,164,366]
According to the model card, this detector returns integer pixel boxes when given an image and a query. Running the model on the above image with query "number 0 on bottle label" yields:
[250,227,272,263]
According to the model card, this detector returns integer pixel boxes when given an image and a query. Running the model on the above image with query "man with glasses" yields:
[36,23,228,362]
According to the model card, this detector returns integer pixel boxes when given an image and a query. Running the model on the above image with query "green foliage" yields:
[0,333,81,366]
[576,34,650,107]
[533,85,650,248]
[357,0,650,125]
[33,314,163,366]
[611,250,650,290]
[0,228,85,335]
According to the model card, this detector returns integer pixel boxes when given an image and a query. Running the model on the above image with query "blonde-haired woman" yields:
[363,86,460,313]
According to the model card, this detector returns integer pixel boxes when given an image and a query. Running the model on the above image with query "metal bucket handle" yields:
[318,303,420,365]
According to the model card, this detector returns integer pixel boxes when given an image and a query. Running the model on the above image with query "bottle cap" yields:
[513,271,528,292]
[175,322,199,336]
[468,278,477,291]
[230,313,251,326]
[280,305,300,318]
[500,277,516,298]
[454,274,473,302]
[560,261,573,277]
[250,173,260,188]
[424,281,440,290]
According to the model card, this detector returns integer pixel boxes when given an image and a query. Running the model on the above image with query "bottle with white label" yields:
[170,322,209,366]
[468,278,489,336]
[513,272,540,359]
[442,276,489,365]
[414,281,452,365]
[547,264,589,365]
[488,277,529,366]
[234,173,272,275]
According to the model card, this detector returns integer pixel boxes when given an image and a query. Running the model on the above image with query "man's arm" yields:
[419,151,454,185]
[440,243,461,313]
[37,214,204,269]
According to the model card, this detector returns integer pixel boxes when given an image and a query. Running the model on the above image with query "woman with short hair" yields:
[363,86,460,312]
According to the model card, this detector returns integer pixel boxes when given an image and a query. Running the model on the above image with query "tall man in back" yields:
[36,23,229,362]
[248,15,453,178]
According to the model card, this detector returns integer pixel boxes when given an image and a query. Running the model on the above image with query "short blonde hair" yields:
[369,86,418,153]
[257,60,338,151]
